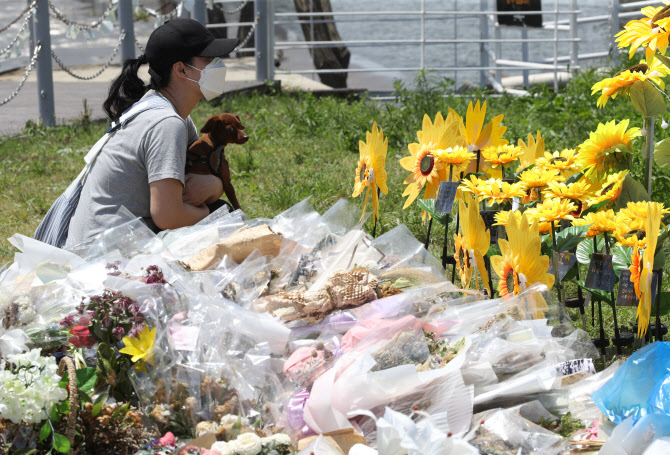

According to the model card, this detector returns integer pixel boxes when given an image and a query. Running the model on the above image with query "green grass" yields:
[3,62,670,362]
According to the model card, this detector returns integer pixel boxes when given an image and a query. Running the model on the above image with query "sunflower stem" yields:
[644,116,655,197]
[371,187,381,238]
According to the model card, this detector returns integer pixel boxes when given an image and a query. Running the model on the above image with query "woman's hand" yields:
[183,173,224,206]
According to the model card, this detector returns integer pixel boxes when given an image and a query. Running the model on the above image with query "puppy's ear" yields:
[200,116,219,134]
[234,114,241,121]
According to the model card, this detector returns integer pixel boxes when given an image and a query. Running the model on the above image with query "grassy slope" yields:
[2,65,670,359]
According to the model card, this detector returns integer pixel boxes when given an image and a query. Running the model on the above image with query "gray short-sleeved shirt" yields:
[66,90,198,247]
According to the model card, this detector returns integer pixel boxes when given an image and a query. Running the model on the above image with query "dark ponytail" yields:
[103,54,150,122]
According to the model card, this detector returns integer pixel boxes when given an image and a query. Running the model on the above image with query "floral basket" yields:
[57,356,78,451]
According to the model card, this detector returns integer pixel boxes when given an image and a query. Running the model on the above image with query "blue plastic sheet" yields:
[592,341,670,424]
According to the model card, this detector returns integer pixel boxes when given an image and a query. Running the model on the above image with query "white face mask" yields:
[186,57,227,101]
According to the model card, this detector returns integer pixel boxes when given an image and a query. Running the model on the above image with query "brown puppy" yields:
[186,113,249,210]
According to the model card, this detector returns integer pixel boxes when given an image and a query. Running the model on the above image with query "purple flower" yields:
[102,313,112,328]
[112,327,125,340]
[60,315,75,328]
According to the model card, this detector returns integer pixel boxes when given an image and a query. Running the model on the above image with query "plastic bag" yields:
[592,341,670,425]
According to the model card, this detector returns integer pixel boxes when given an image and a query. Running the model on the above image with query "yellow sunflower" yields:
[630,247,642,299]
[543,180,592,216]
[614,216,648,249]
[493,210,523,226]
[618,201,670,222]
[577,120,640,179]
[400,112,464,209]
[459,175,486,199]
[353,122,388,225]
[491,212,555,297]
[535,149,581,178]
[454,232,473,290]
[587,171,628,206]
[637,202,663,336]
[533,199,578,226]
[591,59,670,107]
[519,167,563,189]
[481,144,524,168]
[517,131,546,172]
[434,145,475,175]
[461,178,527,206]
[572,210,616,237]
[615,3,670,61]
[458,193,492,295]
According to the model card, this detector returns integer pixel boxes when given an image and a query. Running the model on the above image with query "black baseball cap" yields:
[145,19,239,72]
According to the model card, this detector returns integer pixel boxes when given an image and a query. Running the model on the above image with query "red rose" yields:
[69,325,96,348]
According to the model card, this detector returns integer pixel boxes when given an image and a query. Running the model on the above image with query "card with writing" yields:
[585,253,616,292]
[548,251,577,282]
[435,181,459,215]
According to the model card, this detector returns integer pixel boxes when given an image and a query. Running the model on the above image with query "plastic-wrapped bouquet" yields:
[0,348,67,425]
[211,432,293,455]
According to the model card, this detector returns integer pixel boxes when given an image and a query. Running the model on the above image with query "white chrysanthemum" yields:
[261,433,292,446]
[232,433,262,455]
[220,413,248,430]
[211,441,236,455]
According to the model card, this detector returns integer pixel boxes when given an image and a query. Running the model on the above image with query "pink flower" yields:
[158,432,176,447]
[69,325,96,348]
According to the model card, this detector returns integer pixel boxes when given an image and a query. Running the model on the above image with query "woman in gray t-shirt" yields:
[66,19,239,247]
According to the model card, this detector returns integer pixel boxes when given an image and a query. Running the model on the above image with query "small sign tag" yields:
[585,253,616,292]
[556,358,596,376]
[616,270,638,306]
[435,181,459,214]
[548,251,577,282]
[479,210,500,244]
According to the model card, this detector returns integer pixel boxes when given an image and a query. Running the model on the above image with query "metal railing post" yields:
[611,0,619,56]
[479,0,488,87]
[34,0,55,126]
[117,0,135,61]
[420,0,425,71]
[27,0,35,53]
[553,0,559,91]
[569,0,578,72]
[494,22,502,86]
[255,0,274,82]
[521,26,529,89]
[192,0,207,26]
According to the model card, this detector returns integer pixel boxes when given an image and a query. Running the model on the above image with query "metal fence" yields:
[0,0,657,126]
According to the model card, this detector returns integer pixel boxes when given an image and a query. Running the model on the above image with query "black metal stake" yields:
[598,299,607,363]
[485,255,494,298]
[424,218,433,249]
[656,269,664,342]
[371,187,381,238]
[441,166,454,269]
[603,232,622,354]
[451,172,464,282]
[550,221,563,303]
[575,265,587,331]
[592,236,598,327]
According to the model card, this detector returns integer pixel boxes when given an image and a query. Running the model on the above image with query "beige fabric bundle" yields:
[186,225,284,271]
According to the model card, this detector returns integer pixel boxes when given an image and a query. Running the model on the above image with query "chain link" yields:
[0,7,35,57]
[51,31,125,80]
[233,13,258,51]
[0,1,35,35]
[137,2,182,20]
[0,44,41,107]
[48,0,116,31]
[213,0,251,15]
[135,38,145,54]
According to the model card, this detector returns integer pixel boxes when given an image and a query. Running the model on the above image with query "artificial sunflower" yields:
[572,210,616,237]
[533,199,577,226]
[462,178,527,207]
[353,122,388,225]
[587,171,628,206]
[535,149,581,177]
[615,3,670,61]
[517,131,546,172]
[614,216,648,249]
[630,247,642,299]
[481,144,524,168]
[491,212,555,298]
[435,145,475,176]
[120,326,156,365]
[458,193,492,296]
[493,210,523,226]
[576,120,640,179]
[519,167,562,190]
[459,175,486,199]
[591,59,670,107]
[637,202,663,336]
[543,180,592,216]
[400,112,463,209]
[618,201,670,222]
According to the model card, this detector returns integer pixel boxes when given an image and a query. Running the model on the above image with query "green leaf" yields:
[566,172,584,185]
[75,367,98,396]
[576,280,613,305]
[655,52,670,69]
[654,248,666,270]
[112,401,130,420]
[654,137,670,168]
[555,225,591,253]
[580,199,609,217]
[53,433,70,453]
[39,421,51,442]
[629,79,666,117]
[11,449,38,455]
[463,172,488,181]
[576,237,605,265]
[91,391,109,418]
[416,199,449,225]
[615,175,650,210]
[612,245,633,277]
